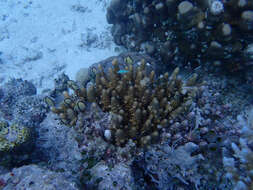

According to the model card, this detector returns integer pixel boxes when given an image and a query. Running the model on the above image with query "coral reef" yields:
[43,53,252,189]
[0,79,46,167]
[0,76,84,186]
[50,57,199,147]
[0,79,50,168]
[1,49,249,189]
[127,59,252,189]
[107,0,253,73]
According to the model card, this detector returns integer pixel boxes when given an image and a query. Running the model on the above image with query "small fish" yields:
[117,70,129,74]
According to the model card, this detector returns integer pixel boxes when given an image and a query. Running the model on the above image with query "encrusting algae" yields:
[48,59,199,147]
[0,121,30,152]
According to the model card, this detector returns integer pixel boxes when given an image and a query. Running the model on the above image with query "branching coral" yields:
[50,59,199,147]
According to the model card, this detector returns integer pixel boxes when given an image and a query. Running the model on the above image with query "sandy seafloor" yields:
[0,0,120,93]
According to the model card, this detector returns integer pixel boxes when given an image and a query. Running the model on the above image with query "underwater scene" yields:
[0,0,253,189]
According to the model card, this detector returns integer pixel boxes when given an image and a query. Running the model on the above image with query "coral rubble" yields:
[223,108,253,189]
[132,142,232,190]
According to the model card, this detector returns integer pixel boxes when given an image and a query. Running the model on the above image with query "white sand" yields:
[0,0,120,93]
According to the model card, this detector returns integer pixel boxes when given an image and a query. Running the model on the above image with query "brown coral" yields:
[50,59,199,147]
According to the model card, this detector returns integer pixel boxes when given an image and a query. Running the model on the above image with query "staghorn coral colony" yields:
[107,0,253,73]
[49,58,199,147]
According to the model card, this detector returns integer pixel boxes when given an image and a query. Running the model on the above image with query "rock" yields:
[88,162,134,190]
[33,113,82,181]
[0,165,78,190]
[75,67,90,86]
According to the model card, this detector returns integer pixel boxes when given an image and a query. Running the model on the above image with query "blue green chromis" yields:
[117,70,129,74]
